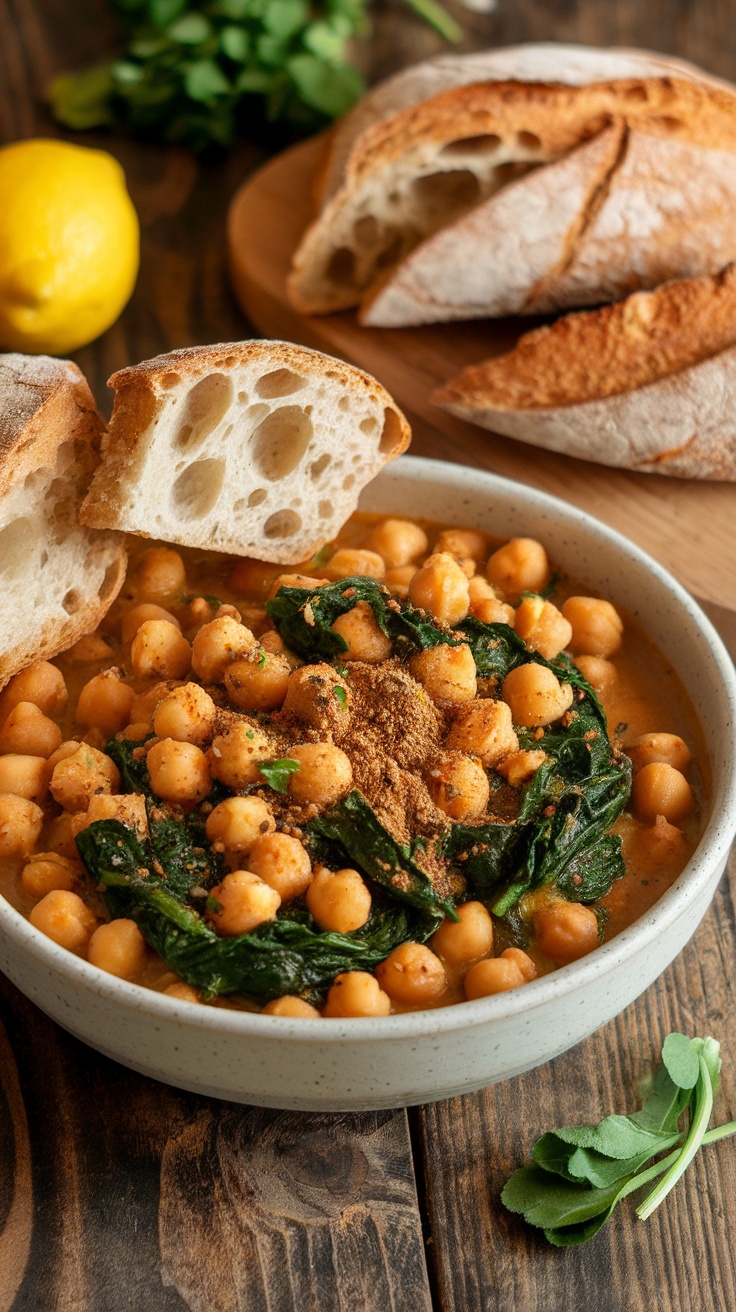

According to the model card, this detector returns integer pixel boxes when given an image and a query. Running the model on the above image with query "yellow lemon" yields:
[0,138,139,355]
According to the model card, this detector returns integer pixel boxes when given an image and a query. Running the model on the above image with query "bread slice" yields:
[80,340,410,563]
[289,70,736,317]
[432,266,736,479]
[0,354,126,686]
[320,43,727,204]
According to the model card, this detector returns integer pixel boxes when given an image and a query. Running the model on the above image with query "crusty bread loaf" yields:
[0,354,126,686]
[320,43,725,204]
[432,267,736,479]
[289,69,736,317]
[80,340,410,563]
[362,124,736,327]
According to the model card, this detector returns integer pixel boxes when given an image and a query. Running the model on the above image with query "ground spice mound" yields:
[334,661,450,848]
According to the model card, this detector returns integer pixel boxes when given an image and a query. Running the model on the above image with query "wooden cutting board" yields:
[229,134,736,614]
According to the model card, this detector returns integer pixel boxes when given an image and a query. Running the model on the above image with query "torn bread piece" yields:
[0,354,126,686]
[432,266,736,480]
[80,340,410,563]
[289,73,736,317]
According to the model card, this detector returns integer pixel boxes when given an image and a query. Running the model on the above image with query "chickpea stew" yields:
[0,516,705,1018]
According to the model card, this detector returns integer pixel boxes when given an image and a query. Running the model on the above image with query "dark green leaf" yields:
[184,59,231,101]
[263,0,308,40]
[662,1033,702,1091]
[219,24,249,61]
[501,1166,623,1230]
[287,54,364,117]
[168,13,212,44]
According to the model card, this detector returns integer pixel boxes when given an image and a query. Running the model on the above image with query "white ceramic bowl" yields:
[2,456,735,1111]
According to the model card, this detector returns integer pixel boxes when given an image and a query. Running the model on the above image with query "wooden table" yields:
[3,4,736,1309]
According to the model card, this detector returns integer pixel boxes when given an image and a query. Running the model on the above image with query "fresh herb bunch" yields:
[49,0,462,149]
[503,1033,736,1246]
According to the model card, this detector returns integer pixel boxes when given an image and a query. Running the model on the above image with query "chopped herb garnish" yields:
[333,684,347,708]
[502,1033,736,1246]
[258,757,301,794]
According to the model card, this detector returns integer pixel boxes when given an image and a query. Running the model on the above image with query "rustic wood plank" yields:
[0,973,432,1312]
[418,850,736,1312]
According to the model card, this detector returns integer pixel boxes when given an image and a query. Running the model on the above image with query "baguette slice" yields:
[289,68,736,317]
[432,266,736,480]
[80,341,410,563]
[0,354,126,686]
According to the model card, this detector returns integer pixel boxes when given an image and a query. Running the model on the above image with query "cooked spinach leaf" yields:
[307,789,454,920]
[106,733,154,797]
[76,818,433,1001]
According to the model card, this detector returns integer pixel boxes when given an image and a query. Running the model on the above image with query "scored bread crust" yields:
[80,340,411,564]
[320,43,728,203]
[0,354,126,686]
[432,267,736,480]
[289,72,736,316]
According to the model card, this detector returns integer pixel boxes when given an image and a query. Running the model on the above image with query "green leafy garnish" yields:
[258,757,301,793]
[49,0,462,148]
[502,1033,736,1246]
[333,684,347,708]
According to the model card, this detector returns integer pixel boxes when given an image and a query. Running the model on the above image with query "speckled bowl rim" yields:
[2,454,736,1045]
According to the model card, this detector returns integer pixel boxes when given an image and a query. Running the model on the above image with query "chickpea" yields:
[130,621,192,681]
[435,527,488,568]
[384,565,416,599]
[230,557,279,597]
[409,643,476,706]
[267,572,329,600]
[121,603,182,644]
[191,616,258,683]
[88,918,147,979]
[496,749,547,788]
[79,792,148,838]
[206,870,281,936]
[44,810,86,861]
[247,832,312,901]
[627,732,692,774]
[514,596,573,661]
[486,538,549,598]
[323,971,391,1018]
[282,664,350,730]
[21,853,79,899]
[431,901,494,965]
[135,546,186,599]
[0,702,62,758]
[262,996,321,1018]
[445,699,518,767]
[259,630,285,656]
[323,548,386,582]
[153,683,216,745]
[0,794,43,857]
[146,739,210,805]
[425,750,489,821]
[208,720,273,790]
[224,650,291,712]
[164,982,201,1003]
[306,867,372,934]
[535,901,599,964]
[47,740,84,771]
[574,655,618,693]
[205,796,275,853]
[502,663,574,728]
[65,633,115,664]
[29,889,97,954]
[366,518,428,568]
[126,681,177,728]
[50,745,120,812]
[287,743,353,808]
[0,661,67,718]
[464,956,525,999]
[471,595,516,626]
[561,596,623,658]
[331,602,393,663]
[408,552,470,626]
[0,754,49,803]
[75,669,135,736]
[631,762,695,824]
[376,942,447,1006]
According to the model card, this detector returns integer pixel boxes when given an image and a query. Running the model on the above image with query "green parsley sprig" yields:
[258,757,301,793]
[49,0,463,149]
[502,1033,736,1246]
